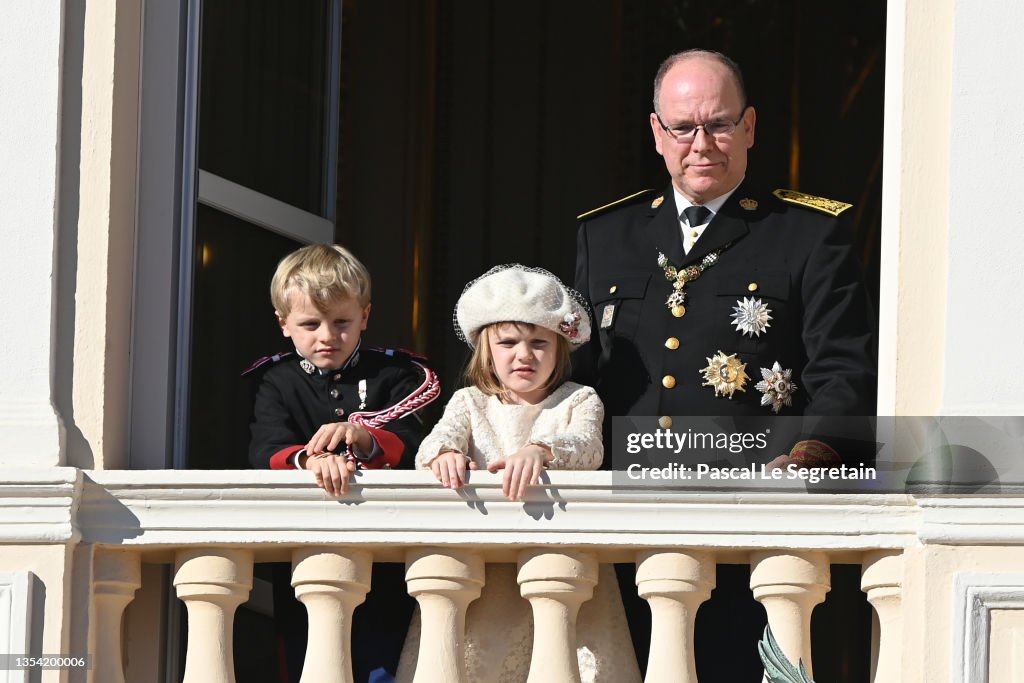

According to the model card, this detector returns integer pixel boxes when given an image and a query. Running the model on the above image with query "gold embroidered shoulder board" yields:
[577,189,657,220]
[772,189,853,217]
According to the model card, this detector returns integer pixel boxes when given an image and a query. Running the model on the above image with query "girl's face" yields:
[487,323,559,405]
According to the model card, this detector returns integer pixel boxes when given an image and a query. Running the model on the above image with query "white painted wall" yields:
[943,0,1024,413]
[0,4,64,463]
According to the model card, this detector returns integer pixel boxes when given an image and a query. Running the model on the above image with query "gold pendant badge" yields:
[700,351,749,398]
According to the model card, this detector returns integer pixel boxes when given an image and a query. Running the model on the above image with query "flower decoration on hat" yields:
[755,362,798,413]
[454,264,592,349]
[559,311,582,340]
[731,297,772,337]
[700,351,749,398]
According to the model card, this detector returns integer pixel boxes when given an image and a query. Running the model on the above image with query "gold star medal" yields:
[755,361,798,413]
[700,351,749,398]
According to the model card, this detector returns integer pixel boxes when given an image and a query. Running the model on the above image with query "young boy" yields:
[248,243,439,494]
[246,243,439,682]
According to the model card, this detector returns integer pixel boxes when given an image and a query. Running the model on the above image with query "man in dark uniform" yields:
[575,49,876,454]
[573,50,877,679]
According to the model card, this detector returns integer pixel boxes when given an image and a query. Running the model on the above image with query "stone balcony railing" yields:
[11,468,1024,682]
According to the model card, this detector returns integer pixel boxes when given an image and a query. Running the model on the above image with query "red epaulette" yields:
[240,351,294,377]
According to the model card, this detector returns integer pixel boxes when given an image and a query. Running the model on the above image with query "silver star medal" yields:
[731,297,772,337]
[755,361,798,413]
[299,358,316,374]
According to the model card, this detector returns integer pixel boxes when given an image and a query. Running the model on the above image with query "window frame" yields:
[129,0,342,471]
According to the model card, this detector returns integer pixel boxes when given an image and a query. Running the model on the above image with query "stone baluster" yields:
[750,551,830,681]
[173,548,253,683]
[91,549,142,683]
[636,550,715,683]
[517,549,598,683]
[861,550,903,682]
[292,548,372,683]
[405,548,484,683]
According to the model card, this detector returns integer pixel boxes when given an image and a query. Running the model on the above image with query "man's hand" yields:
[430,451,478,490]
[306,421,372,457]
[764,454,799,471]
[303,453,357,496]
[765,440,842,471]
[488,444,553,501]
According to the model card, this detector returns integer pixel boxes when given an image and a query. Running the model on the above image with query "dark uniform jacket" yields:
[247,346,440,470]
[574,180,877,421]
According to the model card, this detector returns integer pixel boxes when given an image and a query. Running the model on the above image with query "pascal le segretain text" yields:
[626,462,877,484]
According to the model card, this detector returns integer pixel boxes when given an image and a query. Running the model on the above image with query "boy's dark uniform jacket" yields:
[246,346,439,470]
[574,181,877,454]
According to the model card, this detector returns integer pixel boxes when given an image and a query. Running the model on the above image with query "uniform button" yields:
[609,285,618,294]
[329,388,340,399]
[662,375,676,389]
[748,282,758,292]
[658,416,673,429]
[671,305,686,318]
[334,408,345,417]
[665,337,680,350]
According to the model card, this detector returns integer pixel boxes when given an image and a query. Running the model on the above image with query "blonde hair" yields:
[462,322,571,399]
[271,244,371,315]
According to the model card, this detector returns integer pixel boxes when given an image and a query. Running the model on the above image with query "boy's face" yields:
[277,291,370,371]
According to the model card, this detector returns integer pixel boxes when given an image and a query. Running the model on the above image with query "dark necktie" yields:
[682,205,712,227]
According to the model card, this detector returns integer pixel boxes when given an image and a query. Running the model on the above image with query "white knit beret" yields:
[455,264,591,349]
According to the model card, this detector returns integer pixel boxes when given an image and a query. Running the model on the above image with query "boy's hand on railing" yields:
[306,421,372,457]
[430,451,477,490]
[489,445,553,502]
[305,453,357,496]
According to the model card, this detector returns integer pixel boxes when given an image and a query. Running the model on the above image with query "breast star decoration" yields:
[731,297,772,337]
[755,362,798,413]
[700,351,749,398]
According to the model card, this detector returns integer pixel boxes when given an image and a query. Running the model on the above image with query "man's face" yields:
[650,57,756,204]
[277,291,370,370]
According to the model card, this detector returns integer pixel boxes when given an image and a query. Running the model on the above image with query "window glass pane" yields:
[187,204,302,469]
[198,0,330,214]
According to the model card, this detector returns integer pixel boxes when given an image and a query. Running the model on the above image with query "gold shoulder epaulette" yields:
[772,189,852,217]
[577,189,657,220]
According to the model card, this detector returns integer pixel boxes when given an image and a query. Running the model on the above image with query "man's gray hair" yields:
[652,49,748,115]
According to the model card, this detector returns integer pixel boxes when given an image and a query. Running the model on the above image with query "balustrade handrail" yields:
[76,470,924,559]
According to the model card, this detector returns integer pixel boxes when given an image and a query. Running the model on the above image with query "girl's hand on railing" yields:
[430,451,477,490]
[489,445,553,501]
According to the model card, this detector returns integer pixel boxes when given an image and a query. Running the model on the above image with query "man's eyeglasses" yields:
[656,109,747,143]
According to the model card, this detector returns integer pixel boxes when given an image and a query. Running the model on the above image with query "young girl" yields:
[398,264,641,683]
